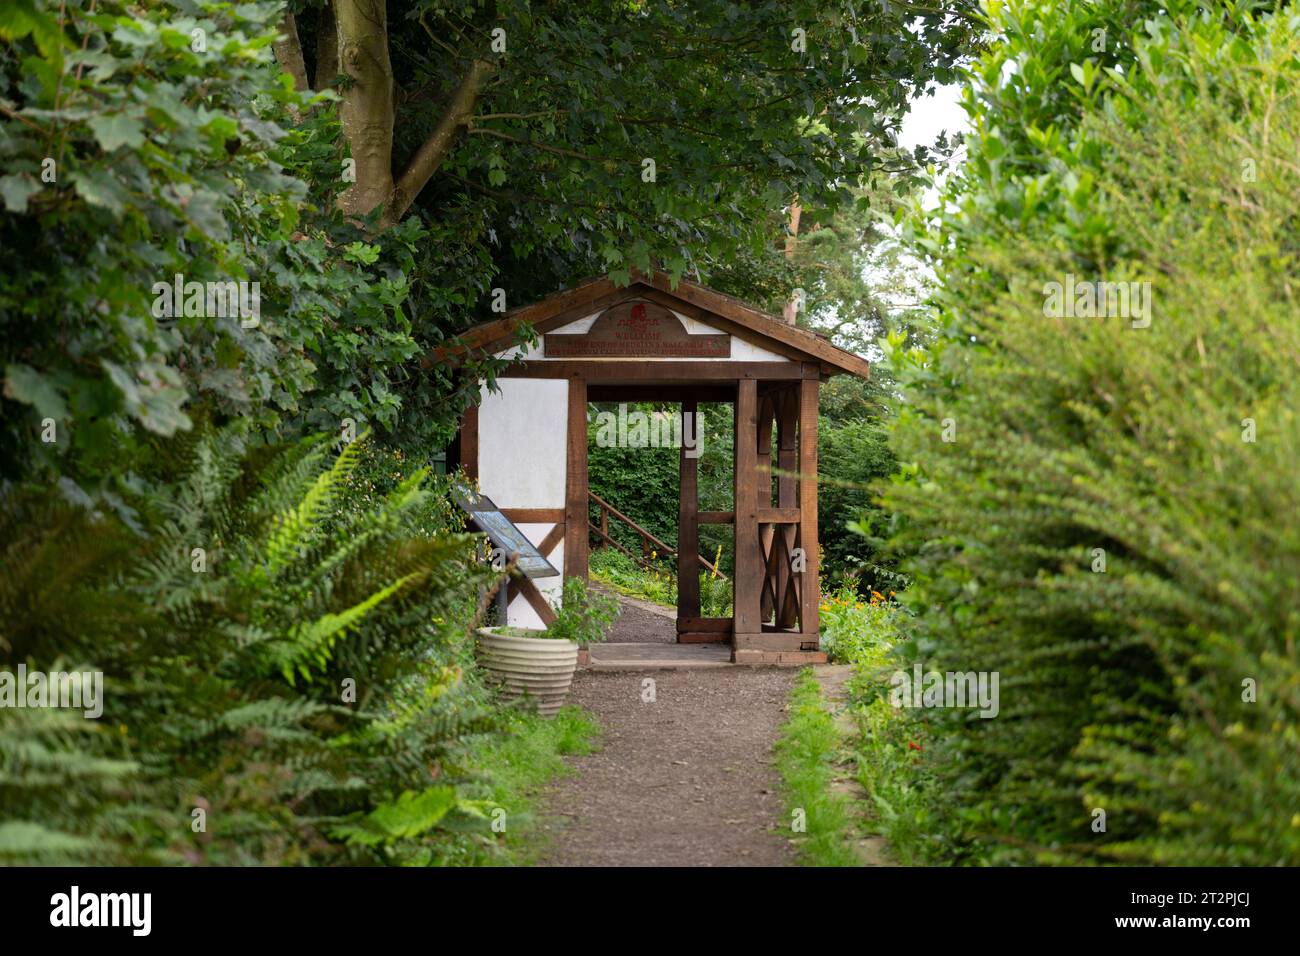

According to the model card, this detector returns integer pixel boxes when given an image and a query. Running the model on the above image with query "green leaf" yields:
[69,169,128,214]
[87,113,145,152]
[0,173,41,212]
[3,363,67,419]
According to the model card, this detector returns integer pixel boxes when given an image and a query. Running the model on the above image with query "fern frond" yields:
[262,436,366,577]
[271,570,424,683]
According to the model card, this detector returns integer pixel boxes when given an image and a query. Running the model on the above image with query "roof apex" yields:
[430,271,870,379]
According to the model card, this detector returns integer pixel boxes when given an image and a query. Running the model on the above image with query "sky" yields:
[899,83,969,172]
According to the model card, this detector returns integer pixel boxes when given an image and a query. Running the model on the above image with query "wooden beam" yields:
[427,271,871,380]
[733,379,762,636]
[638,273,873,379]
[799,373,820,644]
[510,577,558,627]
[537,522,566,558]
[459,402,478,482]
[636,286,811,365]
[678,631,729,644]
[426,277,629,364]
[677,399,701,624]
[776,388,799,629]
[499,361,804,382]
[501,507,565,523]
[589,491,674,555]
[698,511,734,525]
[587,384,736,403]
[777,387,798,508]
[676,617,732,632]
[564,378,589,579]
[588,523,648,566]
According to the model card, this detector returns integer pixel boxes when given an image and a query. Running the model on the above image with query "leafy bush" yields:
[818,585,907,668]
[884,3,1300,865]
[818,396,902,594]
[432,706,599,866]
[0,429,501,865]
[544,578,620,646]
[848,676,945,866]
[589,546,732,618]
[587,402,681,552]
[0,0,502,499]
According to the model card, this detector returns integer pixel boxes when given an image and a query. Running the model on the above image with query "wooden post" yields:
[564,376,589,580]
[799,370,820,643]
[733,379,762,636]
[677,399,701,626]
[776,388,798,628]
[459,400,479,482]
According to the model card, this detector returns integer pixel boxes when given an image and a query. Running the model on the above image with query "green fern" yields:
[1,428,492,866]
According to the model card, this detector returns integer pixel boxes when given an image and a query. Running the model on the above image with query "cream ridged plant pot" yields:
[476,627,579,718]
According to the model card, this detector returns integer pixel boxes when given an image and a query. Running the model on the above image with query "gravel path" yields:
[538,667,799,866]
[591,583,676,644]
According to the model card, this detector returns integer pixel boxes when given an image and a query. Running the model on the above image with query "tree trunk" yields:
[333,0,493,229]
[782,199,802,325]
[272,12,309,92]
[336,0,397,220]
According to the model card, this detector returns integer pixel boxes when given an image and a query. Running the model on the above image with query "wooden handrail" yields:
[588,491,727,581]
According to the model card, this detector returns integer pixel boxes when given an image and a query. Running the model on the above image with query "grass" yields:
[589,547,676,606]
[847,671,946,866]
[439,704,600,865]
[774,669,863,867]
[588,546,732,616]
[814,584,944,864]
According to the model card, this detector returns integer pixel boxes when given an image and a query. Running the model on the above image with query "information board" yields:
[451,484,559,579]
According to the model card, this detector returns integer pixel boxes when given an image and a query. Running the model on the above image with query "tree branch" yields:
[385,58,494,227]
[466,126,603,163]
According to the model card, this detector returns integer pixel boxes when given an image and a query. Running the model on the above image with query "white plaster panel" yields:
[477,379,568,508]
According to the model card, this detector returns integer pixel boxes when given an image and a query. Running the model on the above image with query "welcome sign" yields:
[544,300,730,358]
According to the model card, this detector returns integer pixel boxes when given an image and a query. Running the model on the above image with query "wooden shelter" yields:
[449,272,871,664]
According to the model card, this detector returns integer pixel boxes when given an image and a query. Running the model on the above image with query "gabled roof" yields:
[430,271,871,379]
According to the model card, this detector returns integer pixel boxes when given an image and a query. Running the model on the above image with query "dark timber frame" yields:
[445,272,869,664]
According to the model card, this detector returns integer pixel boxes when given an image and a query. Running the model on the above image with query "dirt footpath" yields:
[591,583,676,644]
[538,667,798,866]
